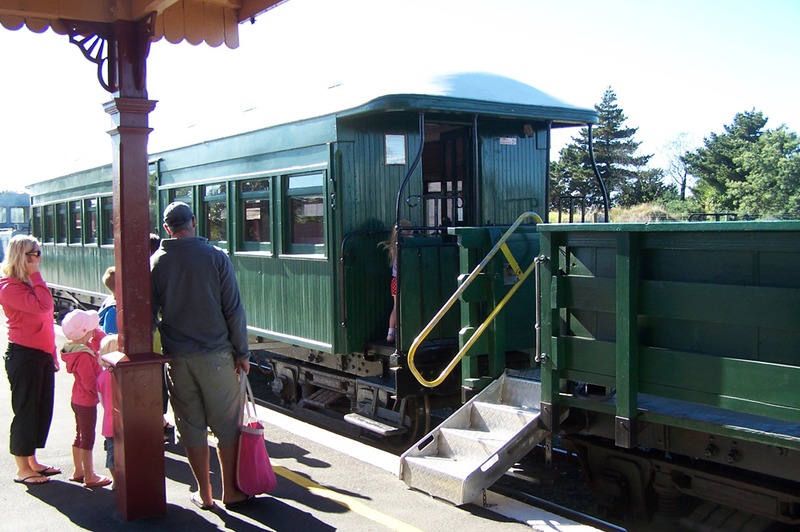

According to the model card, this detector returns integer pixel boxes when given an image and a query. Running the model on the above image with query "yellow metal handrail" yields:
[407,212,543,387]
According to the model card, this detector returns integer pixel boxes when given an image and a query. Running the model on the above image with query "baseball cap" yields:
[62,309,100,341]
[163,202,194,228]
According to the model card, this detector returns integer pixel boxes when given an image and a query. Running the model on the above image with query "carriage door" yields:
[422,124,474,228]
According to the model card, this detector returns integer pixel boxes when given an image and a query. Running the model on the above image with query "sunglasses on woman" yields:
[26,250,41,257]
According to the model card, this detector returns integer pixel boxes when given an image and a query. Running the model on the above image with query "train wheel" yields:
[384,394,430,453]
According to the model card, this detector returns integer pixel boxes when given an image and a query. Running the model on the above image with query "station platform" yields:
[0,324,597,532]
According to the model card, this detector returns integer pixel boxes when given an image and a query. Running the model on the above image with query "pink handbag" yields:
[236,375,277,496]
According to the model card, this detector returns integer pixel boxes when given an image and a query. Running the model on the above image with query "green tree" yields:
[684,110,767,211]
[730,127,800,216]
[550,87,672,212]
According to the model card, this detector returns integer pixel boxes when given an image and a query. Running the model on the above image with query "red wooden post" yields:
[103,19,166,520]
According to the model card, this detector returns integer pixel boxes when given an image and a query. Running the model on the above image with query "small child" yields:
[61,309,111,488]
[379,219,410,343]
[97,334,119,488]
[98,266,117,334]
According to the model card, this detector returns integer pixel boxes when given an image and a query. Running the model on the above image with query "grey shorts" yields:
[166,352,242,448]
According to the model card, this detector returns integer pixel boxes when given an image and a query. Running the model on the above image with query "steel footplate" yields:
[344,413,407,436]
[299,389,344,409]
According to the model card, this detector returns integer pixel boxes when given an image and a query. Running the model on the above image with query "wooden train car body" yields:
[24,74,800,524]
[28,73,597,442]
[538,221,800,524]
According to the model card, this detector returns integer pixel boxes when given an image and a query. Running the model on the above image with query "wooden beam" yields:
[237,0,285,22]
[0,0,116,22]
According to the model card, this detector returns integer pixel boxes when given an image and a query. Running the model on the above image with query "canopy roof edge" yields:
[0,0,286,48]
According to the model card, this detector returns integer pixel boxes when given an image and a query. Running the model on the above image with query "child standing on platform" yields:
[97,334,119,487]
[61,309,111,488]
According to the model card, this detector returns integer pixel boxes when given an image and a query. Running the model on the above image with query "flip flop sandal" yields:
[36,466,62,477]
[190,492,215,511]
[68,476,84,483]
[84,476,112,488]
[14,475,49,484]
[224,496,256,510]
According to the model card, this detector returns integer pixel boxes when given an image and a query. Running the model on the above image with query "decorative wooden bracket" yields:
[61,14,156,94]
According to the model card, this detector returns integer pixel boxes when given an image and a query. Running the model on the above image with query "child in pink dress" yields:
[61,309,111,488]
[97,334,119,487]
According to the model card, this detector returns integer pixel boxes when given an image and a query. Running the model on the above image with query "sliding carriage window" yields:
[84,198,98,244]
[101,196,114,245]
[32,207,42,240]
[285,172,325,255]
[203,183,227,248]
[55,203,68,244]
[43,205,55,243]
[69,200,82,244]
[239,178,271,253]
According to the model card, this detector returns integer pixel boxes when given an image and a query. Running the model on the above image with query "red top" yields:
[0,272,56,359]
[61,339,104,407]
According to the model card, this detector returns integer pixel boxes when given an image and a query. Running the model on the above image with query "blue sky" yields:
[0,0,797,189]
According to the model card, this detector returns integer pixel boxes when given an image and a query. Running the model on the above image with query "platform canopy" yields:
[0,0,285,48]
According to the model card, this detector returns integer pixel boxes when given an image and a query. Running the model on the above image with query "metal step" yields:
[299,388,344,409]
[343,412,407,436]
[399,371,548,505]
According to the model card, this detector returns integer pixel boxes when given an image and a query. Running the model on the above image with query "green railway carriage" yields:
[28,72,598,445]
[24,73,800,525]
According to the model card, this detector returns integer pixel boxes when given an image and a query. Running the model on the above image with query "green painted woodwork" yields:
[452,226,540,389]
[539,221,800,447]
[41,244,114,297]
[397,236,460,350]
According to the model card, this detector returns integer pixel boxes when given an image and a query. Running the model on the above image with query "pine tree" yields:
[550,87,671,212]
[683,110,791,214]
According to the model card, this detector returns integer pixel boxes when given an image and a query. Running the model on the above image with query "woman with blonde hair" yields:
[0,235,60,484]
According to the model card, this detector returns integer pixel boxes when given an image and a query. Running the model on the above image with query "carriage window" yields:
[0,207,6,225]
[84,198,98,244]
[101,196,114,245]
[56,203,67,244]
[32,207,42,240]
[69,201,82,244]
[285,173,324,254]
[203,183,227,246]
[43,205,55,243]
[385,134,407,165]
[10,207,27,225]
[239,179,270,252]
[170,186,193,205]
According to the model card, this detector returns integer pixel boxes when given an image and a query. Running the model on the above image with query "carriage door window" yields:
[84,199,98,243]
[285,173,324,255]
[240,178,271,252]
[203,183,227,248]
[422,125,472,228]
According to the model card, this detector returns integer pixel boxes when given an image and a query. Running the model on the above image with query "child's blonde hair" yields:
[379,219,411,265]
[99,334,119,356]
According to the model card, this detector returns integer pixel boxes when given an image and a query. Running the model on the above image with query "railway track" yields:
[253,384,795,532]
